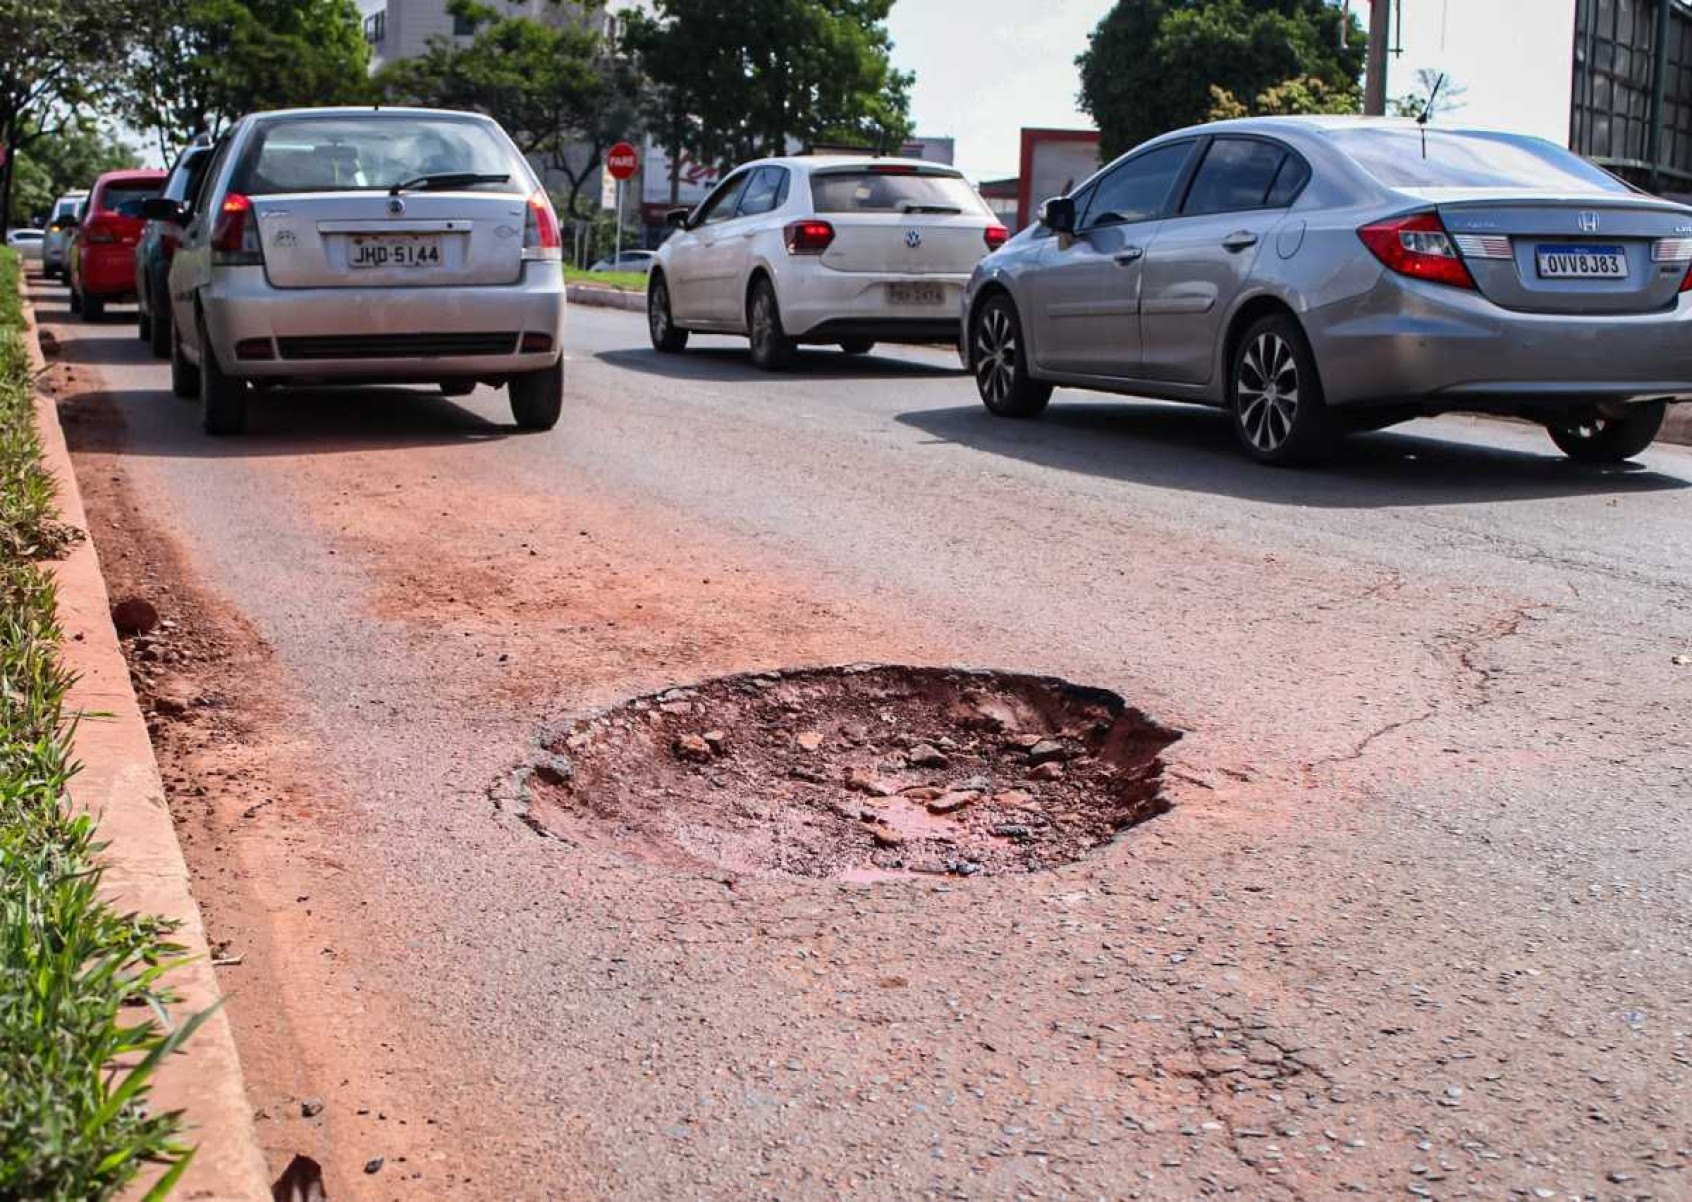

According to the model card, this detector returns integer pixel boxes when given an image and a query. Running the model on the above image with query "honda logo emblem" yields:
[1578,211,1600,233]
[904,230,922,249]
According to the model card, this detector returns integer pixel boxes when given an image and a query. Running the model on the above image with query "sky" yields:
[886,0,1579,184]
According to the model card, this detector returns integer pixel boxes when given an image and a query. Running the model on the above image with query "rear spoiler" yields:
[808,162,963,179]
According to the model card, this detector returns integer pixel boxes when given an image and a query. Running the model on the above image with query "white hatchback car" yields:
[646,156,1007,368]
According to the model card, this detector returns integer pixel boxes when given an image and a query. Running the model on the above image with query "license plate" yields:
[1536,244,1626,279]
[349,235,443,269]
[888,282,943,306]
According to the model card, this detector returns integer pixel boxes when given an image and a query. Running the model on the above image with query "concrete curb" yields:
[19,286,272,1200]
[567,282,645,312]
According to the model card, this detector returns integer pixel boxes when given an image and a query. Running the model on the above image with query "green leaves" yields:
[620,0,914,170]
[1078,0,1368,160]
[0,249,202,1199]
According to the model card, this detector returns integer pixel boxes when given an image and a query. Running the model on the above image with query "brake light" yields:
[1651,237,1692,291]
[866,164,919,175]
[211,193,263,265]
[83,219,118,245]
[984,224,1009,251]
[1358,211,1473,290]
[523,190,561,261]
[784,220,835,255]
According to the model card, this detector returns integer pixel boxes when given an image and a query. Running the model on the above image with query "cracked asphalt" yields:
[32,273,1692,1200]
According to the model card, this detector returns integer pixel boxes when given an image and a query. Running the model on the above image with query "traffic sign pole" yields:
[604,141,640,273]
[614,179,624,270]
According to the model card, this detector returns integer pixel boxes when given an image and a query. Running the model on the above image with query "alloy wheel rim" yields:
[650,283,669,340]
[1237,332,1299,452]
[974,305,1017,405]
[754,293,775,354]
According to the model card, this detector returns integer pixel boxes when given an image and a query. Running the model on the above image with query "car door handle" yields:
[1222,231,1260,253]
[1113,247,1144,265]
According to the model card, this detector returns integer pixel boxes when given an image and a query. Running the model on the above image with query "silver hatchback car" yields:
[963,116,1692,464]
[151,107,566,435]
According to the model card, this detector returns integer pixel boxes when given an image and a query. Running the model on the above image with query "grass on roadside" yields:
[563,266,651,293]
[0,249,208,1200]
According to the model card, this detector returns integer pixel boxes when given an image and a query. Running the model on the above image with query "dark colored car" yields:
[136,143,214,356]
[68,169,167,320]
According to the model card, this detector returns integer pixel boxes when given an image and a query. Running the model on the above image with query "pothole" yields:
[517,665,1181,882]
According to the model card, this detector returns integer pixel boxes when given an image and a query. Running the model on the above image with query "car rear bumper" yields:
[1311,274,1692,412]
[779,268,968,341]
[200,264,567,379]
[80,246,139,297]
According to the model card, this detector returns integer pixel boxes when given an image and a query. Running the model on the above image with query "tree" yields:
[1389,68,1466,121]
[115,0,371,159]
[8,120,136,224]
[378,2,642,224]
[0,0,140,232]
[1078,0,1366,160]
[620,0,913,174]
[1207,74,1361,122]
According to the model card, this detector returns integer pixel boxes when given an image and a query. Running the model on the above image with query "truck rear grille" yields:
[276,332,519,360]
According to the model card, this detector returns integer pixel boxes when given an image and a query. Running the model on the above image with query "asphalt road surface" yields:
[33,272,1692,1201]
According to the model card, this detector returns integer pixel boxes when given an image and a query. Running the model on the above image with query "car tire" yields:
[971,293,1052,419]
[68,287,82,316]
[137,304,152,342]
[169,312,200,399]
[198,317,247,435]
[747,278,795,371]
[1547,402,1665,463]
[439,380,477,398]
[840,338,875,356]
[82,293,104,322]
[509,360,563,430]
[647,274,689,353]
[1229,314,1334,466]
[148,291,172,360]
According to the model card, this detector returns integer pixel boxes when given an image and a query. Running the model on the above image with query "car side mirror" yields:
[140,197,188,225]
[1038,196,1076,235]
[665,207,691,230]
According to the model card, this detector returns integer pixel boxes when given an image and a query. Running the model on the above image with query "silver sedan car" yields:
[152,107,566,436]
[962,116,1692,464]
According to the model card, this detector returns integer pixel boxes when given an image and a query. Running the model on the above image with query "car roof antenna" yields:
[1417,73,1446,159]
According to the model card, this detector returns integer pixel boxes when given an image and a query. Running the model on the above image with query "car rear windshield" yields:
[100,182,163,217]
[810,169,986,215]
[1328,128,1631,193]
[231,115,527,196]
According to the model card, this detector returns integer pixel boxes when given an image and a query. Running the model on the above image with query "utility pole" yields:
[1364,0,1392,116]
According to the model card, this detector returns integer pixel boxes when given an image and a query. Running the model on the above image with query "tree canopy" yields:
[8,121,136,224]
[1078,0,1367,159]
[620,0,913,172]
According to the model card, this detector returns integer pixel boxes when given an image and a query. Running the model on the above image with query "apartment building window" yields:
[362,9,384,43]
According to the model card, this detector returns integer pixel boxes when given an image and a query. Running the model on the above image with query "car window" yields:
[231,114,526,196]
[737,167,788,218]
[1326,127,1632,192]
[1080,141,1195,229]
[695,172,750,225]
[101,181,163,217]
[810,168,984,215]
[1181,139,1292,217]
[1265,154,1312,208]
[167,148,214,209]
[192,138,235,215]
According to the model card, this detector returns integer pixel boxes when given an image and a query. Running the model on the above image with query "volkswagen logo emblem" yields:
[904,229,922,249]
[1578,210,1600,233]
[388,197,406,216]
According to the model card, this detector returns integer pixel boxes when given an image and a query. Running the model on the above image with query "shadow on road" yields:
[596,344,966,382]
[896,400,1691,509]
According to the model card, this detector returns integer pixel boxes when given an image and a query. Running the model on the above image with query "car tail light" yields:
[211,193,263,265]
[984,224,1009,251]
[1357,211,1474,290]
[1650,237,1692,291]
[83,219,119,245]
[866,164,919,175]
[523,190,562,261]
[784,220,835,255]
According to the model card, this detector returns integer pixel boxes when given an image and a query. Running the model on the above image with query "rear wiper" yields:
[389,172,511,196]
[899,202,963,214]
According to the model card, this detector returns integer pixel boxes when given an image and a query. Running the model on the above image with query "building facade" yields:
[358,0,613,71]
[1572,0,1692,191]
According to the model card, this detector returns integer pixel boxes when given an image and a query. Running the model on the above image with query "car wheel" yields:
[747,278,795,371]
[68,287,82,316]
[198,317,247,435]
[840,338,875,356]
[439,380,477,398]
[169,312,200,399]
[82,293,105,321]
[148,292,172,360]
[137,304,152,342]
[647,275,689,353]
[509,360,563,430]
[1547,402,1665,463]
[971,293,1052,419]
[1230,314,1333,466]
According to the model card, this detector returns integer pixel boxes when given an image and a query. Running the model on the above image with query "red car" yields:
[68,169,167,320]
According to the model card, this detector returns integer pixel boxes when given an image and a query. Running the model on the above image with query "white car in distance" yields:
[646,156,1007,368]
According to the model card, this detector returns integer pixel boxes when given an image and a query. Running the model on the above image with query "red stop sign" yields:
[606,142,639,181]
